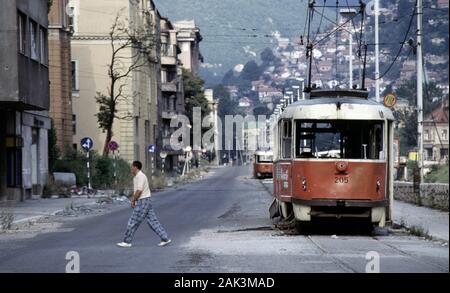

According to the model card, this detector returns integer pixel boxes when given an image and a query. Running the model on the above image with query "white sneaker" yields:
[158,239,172,247]
[117,242,132,248]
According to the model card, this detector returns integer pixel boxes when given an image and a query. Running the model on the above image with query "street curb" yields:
[11,200,100,226]
[392,219,449,243]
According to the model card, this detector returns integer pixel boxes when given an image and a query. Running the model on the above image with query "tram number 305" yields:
[335,176,349,184]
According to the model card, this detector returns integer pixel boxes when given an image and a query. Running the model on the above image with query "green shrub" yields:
[52,149,132,190]
[425,164,449,183]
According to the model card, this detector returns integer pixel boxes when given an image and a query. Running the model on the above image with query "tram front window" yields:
[295,120,384,160]
[258,155,273,163]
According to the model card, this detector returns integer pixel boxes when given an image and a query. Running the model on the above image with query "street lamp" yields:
[212,100,220,166]
[292,85,300,101]
[340,8,358,89]
[297,78,306,100]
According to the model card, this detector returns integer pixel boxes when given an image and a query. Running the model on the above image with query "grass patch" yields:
[397,218,432,240]
[425,164,449,183]
[408,225,431,239]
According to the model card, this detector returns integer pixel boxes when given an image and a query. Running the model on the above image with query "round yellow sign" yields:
[384,93,397,108]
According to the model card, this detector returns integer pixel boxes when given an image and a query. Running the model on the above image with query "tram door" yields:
[275,120,293,199]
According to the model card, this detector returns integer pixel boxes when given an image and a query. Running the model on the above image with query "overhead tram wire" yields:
[311,0,327,44]
[311,14,358,47]
[312,7,356,36]
[368,0,418,81]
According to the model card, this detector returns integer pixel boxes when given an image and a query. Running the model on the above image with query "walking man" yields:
[117,161,171,248]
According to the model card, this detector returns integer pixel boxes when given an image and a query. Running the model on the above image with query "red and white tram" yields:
[253,150,274,179]
[271,89,395,228]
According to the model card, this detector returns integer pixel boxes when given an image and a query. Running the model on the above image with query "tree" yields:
[394,109,418,155]
[48,121,60,173]
[240,60,262,82]
[395,79,444,115]
[95,10,156,156]
[222,69,238,85]
[183,69,210,123]
[253,105,270,116]
[214,85,239,118]
[260,47,276,64]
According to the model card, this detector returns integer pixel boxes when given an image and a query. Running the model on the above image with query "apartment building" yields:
[48,0,73,154]
[160,17,184,172]
[0,0,51,201]
[69,0,161,174]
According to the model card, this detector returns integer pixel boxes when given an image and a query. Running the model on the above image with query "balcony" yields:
[162,82,177,93]
[0,54,49,110]
[162,110,178,120]
[161,55,177,66]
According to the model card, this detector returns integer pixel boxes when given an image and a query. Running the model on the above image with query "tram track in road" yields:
[305,235,359,273]
[370,236,449,273]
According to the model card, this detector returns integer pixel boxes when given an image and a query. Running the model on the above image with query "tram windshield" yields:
[295,120,384,160]
[257,155,273,163]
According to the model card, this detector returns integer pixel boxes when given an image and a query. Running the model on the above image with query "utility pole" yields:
[417,0,424,184]
[349,32,353,88]
[213,100,220,166]
[375,0,381,102]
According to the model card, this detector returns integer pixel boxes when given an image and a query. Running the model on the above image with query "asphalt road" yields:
[0,165,448,273]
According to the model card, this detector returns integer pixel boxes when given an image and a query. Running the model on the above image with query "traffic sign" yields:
[384,93,397,108]
[108,141,119,151]
[148,144,156,153]
[81,137,93,152]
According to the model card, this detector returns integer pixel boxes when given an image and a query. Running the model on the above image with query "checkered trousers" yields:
[123,198,169,244]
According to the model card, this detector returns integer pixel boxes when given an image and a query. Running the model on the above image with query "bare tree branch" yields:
[95,9,156,156]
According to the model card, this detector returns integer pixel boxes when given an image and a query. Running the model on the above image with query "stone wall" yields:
[394,182,449,211]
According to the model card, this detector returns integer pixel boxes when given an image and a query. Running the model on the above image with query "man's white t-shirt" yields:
[133,170,151,200]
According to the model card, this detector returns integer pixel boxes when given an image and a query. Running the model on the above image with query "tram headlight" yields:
[376,179,381,191]
[301,178,307,191]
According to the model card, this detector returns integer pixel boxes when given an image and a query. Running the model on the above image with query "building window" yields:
[72,114,77,135]
[39,27,48,65]
[60,0,68,28]
[172,97,177,111]
[17,11,27,54]
[424,129,430,141]
[71,61,79,91]
[442,129,448,140]
[440,148,449,159]
[67,5,78,33]
[425,148,433,161]
[29,19,38,60]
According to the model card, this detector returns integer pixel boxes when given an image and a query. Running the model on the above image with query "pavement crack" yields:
[218,203,241,219]
[216,226,274,233]
[371,236,449,272]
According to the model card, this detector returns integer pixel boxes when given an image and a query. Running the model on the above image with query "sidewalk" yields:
[0,197,100,225]
[394,201,449,242]
[1,166,223,227]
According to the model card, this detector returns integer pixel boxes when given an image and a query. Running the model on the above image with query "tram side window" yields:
[281,120,292,159]
[295,120,384,160]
